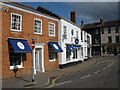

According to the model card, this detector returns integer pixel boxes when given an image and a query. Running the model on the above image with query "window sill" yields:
[11,29,22,32]
[49,35,55,37]
[49,59,56,62]
[10,66,24,70]
[34,33,42,35]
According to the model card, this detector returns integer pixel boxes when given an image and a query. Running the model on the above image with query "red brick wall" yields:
[0,6,2,79]
[2,6,59,79]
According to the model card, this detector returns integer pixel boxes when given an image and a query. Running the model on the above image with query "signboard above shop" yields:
[75,39,79,44]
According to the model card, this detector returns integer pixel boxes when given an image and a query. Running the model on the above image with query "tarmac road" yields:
[52,56,119,88]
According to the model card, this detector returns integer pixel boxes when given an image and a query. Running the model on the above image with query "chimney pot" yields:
[81,20,84,26]
[70,11,76,23]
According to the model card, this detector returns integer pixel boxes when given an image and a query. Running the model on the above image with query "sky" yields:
[19,2,119,25]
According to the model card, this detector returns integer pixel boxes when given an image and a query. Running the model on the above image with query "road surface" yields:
[52,56,119,88]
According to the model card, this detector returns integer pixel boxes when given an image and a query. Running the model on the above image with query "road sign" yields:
[31,40,35,50]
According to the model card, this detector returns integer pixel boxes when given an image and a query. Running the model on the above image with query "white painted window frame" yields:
[48,45,56,62]
[10,13,22,32]
[10,53,23,70]
[34,18,42,35]
[63,25,67,39]
[48,22,55,36]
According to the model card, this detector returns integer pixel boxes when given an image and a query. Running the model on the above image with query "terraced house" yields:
[1,1,63,79]
[36,8,92,67]
[81,17,120,56]
[1,1,92,79]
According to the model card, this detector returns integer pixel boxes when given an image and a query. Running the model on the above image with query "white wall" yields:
[80,31,88,60]
[59,19,83,65]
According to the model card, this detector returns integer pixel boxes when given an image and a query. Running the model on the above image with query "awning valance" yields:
[8,38,32,53]
[48,42,63,52]
[73,46,81,48]
[67,46,75,52]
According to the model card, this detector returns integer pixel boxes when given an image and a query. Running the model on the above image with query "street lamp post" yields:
[31,39,35,82]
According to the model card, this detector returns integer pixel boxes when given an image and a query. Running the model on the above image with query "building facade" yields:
[100,23,120,56]
[81,17,120,55]
[59,18,83,67]
[1,2,62,79]
[36,9,92,65]
[58,11,92,67]
[1,1,92,79]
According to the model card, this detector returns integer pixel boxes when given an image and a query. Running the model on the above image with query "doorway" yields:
[114,47,117,55]
[35,48,44,72]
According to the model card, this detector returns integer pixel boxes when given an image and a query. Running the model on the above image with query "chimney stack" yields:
[100,16,104,24]
[81,20,84,26]
[70,11,76,23]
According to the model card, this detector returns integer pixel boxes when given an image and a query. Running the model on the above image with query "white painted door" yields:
[35,49,43,72]
[35,50,40,72]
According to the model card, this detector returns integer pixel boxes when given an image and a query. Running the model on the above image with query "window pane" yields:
[11,13,21,31]
[9,52,22,66]
[48,45,56,61]
[108,27,111,33]
[49,23,55,36]
[34,19,42,34]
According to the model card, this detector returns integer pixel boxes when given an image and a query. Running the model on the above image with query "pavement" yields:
[2,56,110,89]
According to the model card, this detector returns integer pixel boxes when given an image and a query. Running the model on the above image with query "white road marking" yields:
[95,70,101,74]
[108,65,111,67]
[111,62,114,65]
[103,67,106,70]
[80,75,91,79]
[55,80,72,86]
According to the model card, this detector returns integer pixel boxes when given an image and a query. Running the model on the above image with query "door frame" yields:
[33,43,45,74]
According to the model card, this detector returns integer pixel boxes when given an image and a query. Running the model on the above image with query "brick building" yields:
[1,1,63,79]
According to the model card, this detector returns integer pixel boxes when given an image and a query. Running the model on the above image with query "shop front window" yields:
[73,48,78,59]
[107,48,113,54]
[81,47,83,57]
[48,45,56,61]
[9,45,23,69]
[66,48,71,61]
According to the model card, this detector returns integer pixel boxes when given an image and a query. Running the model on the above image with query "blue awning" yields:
[67,46,75,52]
[8,38,32,53]
[48,42,63,52]
[73,46,81,48]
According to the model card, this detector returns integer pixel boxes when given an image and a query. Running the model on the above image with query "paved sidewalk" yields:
[2,56,108,88]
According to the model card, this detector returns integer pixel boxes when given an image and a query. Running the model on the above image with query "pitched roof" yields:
[81,20,120,30]
[2,1,59,20]
[36,6,81,28]
[1,1,81,28]
[36,6,60,19]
